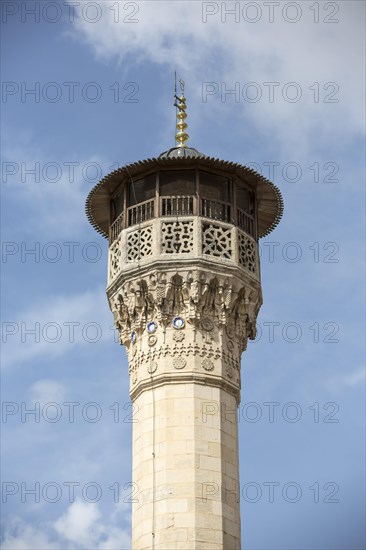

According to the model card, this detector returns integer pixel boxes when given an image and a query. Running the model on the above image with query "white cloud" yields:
[0,518,59,550]
[28,379,67,404]
[55,500,131,549]
[1,500,131,550]
[54,500,102,546]
[67,0,365,157]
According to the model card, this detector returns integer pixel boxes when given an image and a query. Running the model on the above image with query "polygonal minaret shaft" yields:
[86,139,283,548]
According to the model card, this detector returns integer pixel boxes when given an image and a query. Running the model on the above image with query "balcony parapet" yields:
[108,216,260,286]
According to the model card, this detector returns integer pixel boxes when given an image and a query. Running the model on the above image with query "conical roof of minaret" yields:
[85,84,284,240]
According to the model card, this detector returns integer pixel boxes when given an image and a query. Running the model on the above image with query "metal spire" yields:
[174,74,189,147]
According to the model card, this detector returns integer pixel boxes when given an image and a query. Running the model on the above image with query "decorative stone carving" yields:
[129,341,224,369]
[110,266,259,403]
[109,236,121,280]
[161,221,194,254]
[173,331,185,342]
[147,321,157,333]
[172,316,185,329]
[201,317,214,332]
[147,361,158,374]
[110,269,260,351]
[227,340,234,352]
[202,358,214,371]
[173,357,186,369]
[125,328,243,401]
[108,217,260,286]
[202,223,232,259]
[238,231,257,274]
[127,226,153,262]
[148,335,157,346]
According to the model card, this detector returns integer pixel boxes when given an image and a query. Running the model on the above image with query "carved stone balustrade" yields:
[108,216,260,287]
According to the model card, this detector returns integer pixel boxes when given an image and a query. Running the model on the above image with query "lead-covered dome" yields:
[159,146,206,159]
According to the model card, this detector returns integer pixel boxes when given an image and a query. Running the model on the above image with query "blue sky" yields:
[1,1,365,548]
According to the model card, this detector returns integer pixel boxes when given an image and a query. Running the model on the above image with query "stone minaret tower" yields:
[85,83,283,549]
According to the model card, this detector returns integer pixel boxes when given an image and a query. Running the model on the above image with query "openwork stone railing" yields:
[108,217,259,284]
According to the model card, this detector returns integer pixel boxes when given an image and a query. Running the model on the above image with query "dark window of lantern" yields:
[111,192,123,221]
[128,174,156,206]
[199,171,230,203]
[236,185,254,215]
[160,171,196,196]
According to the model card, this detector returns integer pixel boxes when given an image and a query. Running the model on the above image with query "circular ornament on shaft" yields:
[172,317,185,330]
[173,356,186,369]
[173,331,185,342]
[201,318,214,332]
[202,358,214,371]
[147,321,157,334]
[148,335,157,347]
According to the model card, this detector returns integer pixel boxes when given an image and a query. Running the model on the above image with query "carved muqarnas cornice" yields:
[109,269,261,353]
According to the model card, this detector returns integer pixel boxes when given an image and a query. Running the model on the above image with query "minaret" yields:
[85,82,283,550]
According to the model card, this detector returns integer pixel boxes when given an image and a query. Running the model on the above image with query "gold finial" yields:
[174,75,189,147]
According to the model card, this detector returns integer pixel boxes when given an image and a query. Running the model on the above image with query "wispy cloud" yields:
[67,0,365,156]
[1,500,131,550]
[28,379,67,404]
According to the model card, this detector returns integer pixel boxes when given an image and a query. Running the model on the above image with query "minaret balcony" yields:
[108,210,259,287]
